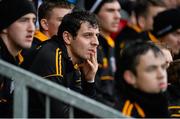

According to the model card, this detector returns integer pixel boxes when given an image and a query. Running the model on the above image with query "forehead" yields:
[78,22,99,33]
[138,50,165,67]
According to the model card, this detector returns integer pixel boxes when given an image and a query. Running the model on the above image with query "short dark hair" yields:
[134,0,165,18]
[119,41,164,77]
[38,0,74,31]
[57,11,99,38]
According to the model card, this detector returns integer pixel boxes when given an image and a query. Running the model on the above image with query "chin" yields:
[111,27,119,32]
[23,44,32,49]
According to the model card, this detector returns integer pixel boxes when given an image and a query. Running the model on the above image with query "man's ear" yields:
[123,70,136,85]
[63,31,73,45]
[40,19,48,31]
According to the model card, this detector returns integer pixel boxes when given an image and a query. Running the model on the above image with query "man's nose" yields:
[28,20,35,32]
[157,67,166,80]
[92,36,99,46]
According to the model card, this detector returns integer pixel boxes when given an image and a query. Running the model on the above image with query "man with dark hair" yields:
[84,0,121,107]
[0,0,36,117]
[27,11,99,118]
[115,41,169,118]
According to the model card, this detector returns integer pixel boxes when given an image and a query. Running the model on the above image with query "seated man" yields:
[115,41,170,118]
[26,11,99,118]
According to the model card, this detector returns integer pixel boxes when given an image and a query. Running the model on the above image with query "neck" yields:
[100,30,111,37]
[43,30,51,38]
[1,34,20,57]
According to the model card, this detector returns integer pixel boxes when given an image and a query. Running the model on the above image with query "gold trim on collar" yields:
[34,30,49,42]
[148,32,159,43]
[127,24,142,33]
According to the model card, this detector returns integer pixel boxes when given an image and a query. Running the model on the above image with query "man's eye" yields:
[85,33,92,37]
[96,33,100,37]
[19,18,27,22]
[146,67,155,72]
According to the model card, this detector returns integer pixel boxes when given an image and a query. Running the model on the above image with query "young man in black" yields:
[25,11,99,118]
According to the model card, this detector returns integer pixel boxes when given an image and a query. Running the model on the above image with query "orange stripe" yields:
[56,48,59,75]
[169,106,180,109]
[100,76,114,80]
[135,103,145,117]
[122,100,130,115]
[148,32,159,43]
[44,74,63,78]
[127,104,133,116]
[34,30,49,42]
[127,24,142,33]
[59,51,62,76]
[171,114,180,117]
[17,51,24,65]
[102,35,115,47]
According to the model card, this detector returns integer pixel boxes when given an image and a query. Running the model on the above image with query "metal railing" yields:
[0,59,127,118]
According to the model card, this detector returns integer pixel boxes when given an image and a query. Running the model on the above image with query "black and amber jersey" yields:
[95,34,116,106]
[0,38,22,118]
[20,30,49,67]
[115,24,143,71]
[33,30,49,47]
[24,35,95,117]
[115,84,170,118]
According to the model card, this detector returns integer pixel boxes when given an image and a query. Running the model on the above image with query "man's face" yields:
[6,13,36,50]
[161,29,180,55]
[97,1,121,34]
[47,7,71,37]
[140,6,166,31]
[133,50,167,93]
[69,22,99,62]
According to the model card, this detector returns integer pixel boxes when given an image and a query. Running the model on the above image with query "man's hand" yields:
[79,52,98,82]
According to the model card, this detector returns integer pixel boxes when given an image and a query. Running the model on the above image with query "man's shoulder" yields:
[38,36,62,53]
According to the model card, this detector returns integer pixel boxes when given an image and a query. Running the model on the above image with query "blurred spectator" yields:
[115,0,166,72]
[84,0,121,107]
[151,8,180,56]
[115,41,170,118]
[111,0,136,39]
[32,0,74,45]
